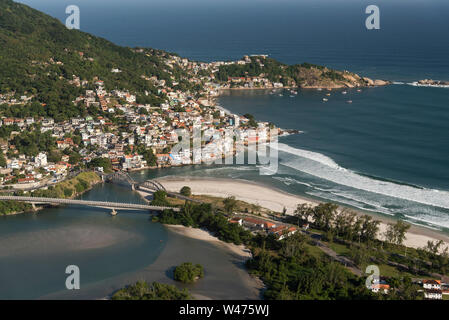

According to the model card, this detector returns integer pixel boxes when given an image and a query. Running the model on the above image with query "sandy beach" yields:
[165,224,253,259]
[157,176,449,252]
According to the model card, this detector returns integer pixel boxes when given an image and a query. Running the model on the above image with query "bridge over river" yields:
[103,172,201,203]
[0,196,179,213]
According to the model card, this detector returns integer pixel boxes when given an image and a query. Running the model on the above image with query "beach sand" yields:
[157,176,449,252]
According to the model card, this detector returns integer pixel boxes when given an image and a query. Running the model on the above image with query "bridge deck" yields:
[0,196,179,212]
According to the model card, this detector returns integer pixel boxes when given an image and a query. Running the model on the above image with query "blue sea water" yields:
[16,0,449,230]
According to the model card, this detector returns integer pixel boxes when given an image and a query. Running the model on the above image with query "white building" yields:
[424,289,442,300]
[35,152,47,167]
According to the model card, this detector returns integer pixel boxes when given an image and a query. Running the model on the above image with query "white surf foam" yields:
[273,143,346,171]
[276,143,449,211]
[407,82,449,88]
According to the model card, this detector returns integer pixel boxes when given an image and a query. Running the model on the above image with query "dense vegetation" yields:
[30,171,100,199]
[216,56,363,88]
[153,199,446,300]
[87,157,112,173]
[0,0,193,121]
[173,262,204,284]
[247,232,374,300]
[153,201,252,245]
[0,200,32,215]
[180,186,191,197]
[112,281,192,300]
[155,201,376,299]
[10,129,56,156]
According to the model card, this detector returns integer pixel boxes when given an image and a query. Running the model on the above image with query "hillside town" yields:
[0,54,284,190]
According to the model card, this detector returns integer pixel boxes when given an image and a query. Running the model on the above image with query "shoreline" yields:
[163,224,264,299]
[164,224,253,260]
[156,176,449,252]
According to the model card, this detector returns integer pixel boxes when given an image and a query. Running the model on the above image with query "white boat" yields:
[346,100,353,103]
[357,89,362,92]
[322,98,328,102]
[342,91,347,95]
[317,88,322,91]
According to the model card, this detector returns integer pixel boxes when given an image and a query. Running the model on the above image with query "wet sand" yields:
[40,224,263,300]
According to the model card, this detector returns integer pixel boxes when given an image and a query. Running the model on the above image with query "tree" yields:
[359,215,380,243]
[294,203,313,226]
[88,157,112,172]
[151,190,169,206]
[425,240,444,255]
[180,186,192,197]
[112,281,192,300]
[384,220,411,246]
[223,196,237,214]
[311,203,338,231]
[173,262,204,283]
[0,152,6,167]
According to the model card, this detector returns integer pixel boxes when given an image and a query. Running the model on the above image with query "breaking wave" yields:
[275,143,449,210]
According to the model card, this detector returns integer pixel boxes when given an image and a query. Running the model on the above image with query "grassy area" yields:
[326,242,351,256]
[373,263,415,278]
[166,193,277,216]
[192,194,273,215]
[305,243,326,259]
[30,171,101,199]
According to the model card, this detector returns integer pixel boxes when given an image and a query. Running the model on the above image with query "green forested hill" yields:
[0,0,187,120]
[216,57,369,89]
[0,0,380,122]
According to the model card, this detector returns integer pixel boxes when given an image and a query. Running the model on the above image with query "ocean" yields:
[16,0,449,231]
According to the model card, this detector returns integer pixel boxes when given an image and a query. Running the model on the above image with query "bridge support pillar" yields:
[31,203,37,211]
[110,209,117,216]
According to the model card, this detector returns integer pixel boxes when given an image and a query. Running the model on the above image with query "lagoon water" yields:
[0,183,260,299]
[3,0,449,298]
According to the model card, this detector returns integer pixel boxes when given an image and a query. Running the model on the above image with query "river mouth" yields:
[0,183,262,300]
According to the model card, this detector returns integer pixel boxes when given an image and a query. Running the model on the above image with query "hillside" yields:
[0,0,190,120]
[0,0,388,123]
[216,57,388,89]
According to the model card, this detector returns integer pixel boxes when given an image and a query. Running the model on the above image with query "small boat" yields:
[322,98,328,102]
[346,100,353,104]
[279,94,283,97]
[342,91,347,95]
[357,89,362,92]
[317,88,322,91]
[326,93,331,96]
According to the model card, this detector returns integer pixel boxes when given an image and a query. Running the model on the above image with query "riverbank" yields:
[165,224,253,259]
[165,224,264,299]
[0,172,102,217]
[157,176,449,252]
